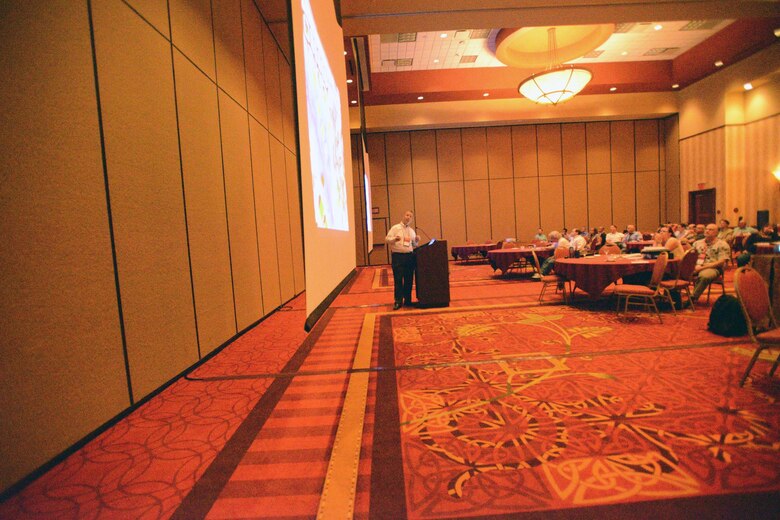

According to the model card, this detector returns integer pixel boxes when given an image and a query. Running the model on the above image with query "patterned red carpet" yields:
[1,263,778,519]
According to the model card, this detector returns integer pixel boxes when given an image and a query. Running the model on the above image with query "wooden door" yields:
[688,188,715,224]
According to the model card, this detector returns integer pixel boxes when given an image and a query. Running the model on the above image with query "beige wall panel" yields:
[388,184,414,228]
[512,125,538,178]
[263,22,284,140]
[536,124,562,177]
[439,181,467,246]
[0,0,128,491]
[219,93,263,329]
[464,180,492,241]
[636,171,661,232]
[413,182,442,239]
[279,57,297,151]
[369,217,389,266]
[562,123,586,175]
[436,129,463,182]
[241,0,267,124]
[249,121,282,312]
[515,177,540,241]
[371,183,389,220]
[213,0,247,108]
[635,119,660,172]
[743,116,780,224]
[586,122,610,174]
[538,176,564,231]
[611,121,635,173]
[126,0,169,37]
[679,127,725,221]
[175,52,236,353]
[367,133,387,186]
[486,126,512,179]
[462,127,488,180]
[93,0,198,400]
[490,178,516,239]
[270,137,296,302]
[410,130,438,183]
[169,0,215,80]
[385,132,413,184]
[612,171,637,228]
[587,174,612,228]
[663,116,680,223]
[353,185,367,265]
[286,149,305,294]
[563,175,588,229]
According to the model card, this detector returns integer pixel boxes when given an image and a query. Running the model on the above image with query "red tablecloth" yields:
[625,240,655,253]
[487,247,554,274]
[451,243,499,260]
[554,255,679,298]
[755,242,780,254]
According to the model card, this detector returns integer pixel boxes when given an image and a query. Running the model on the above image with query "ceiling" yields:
[340,1,780,106]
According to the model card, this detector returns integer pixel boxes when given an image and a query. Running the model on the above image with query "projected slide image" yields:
[302,0,349,231]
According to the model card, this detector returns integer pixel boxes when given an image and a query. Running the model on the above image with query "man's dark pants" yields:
[391,252,416,305]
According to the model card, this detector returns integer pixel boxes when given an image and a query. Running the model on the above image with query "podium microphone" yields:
[415,226,431,241]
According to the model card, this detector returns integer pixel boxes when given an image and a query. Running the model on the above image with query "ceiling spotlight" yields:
[744,82,754,91]
[350,100,357,104]
[672,83,679,89]
[621,51,628,56]
[346,79,353,84]
[774,27,780,37]
[714,60,724,67]
[440,33,448,38]
[654,24,663,31]
[609,87,617,92]
[417,95,424,100]
[344,51,347,56]
[433,59,440,63]
[483,92,489,97]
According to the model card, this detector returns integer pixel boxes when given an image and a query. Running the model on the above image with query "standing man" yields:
[386,210,419,310]
[691,223,731,302]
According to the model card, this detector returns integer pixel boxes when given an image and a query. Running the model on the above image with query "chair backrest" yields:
[502,241,517,249]
[554,247,570,259]
[649,252,668,287]
[599,244,620,255]
[677,248,699,281]
[530,250,542,274]
[734,266,774,331]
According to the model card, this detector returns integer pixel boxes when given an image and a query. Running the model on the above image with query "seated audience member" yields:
[622,224,642,246]
[605,225,624,248]
[737,224,779,266]
[587,227,604,252]
[656,226,685,259]
[673,223,686,238]
[540,231,570,275]
[691,223,731,302]
[717,219,733,243]
[570,228,587,252]
[733,218,757,237]
[693,223,706,241]
[533,228,547,242]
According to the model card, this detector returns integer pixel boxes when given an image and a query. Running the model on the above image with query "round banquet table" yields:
[625,240,656,253]
[554,255,679,298]
[487,246,554,274]
[755,242,780,255]
[451,242,499,260]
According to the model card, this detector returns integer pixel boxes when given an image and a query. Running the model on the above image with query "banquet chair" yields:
[599,244,621,255]
[531,250,567,303]
[614,253,675,323]
[704,269,726,303]
[734,266,780,386]
[659,248,699,311]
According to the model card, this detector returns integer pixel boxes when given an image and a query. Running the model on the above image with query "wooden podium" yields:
[415,239,450,307]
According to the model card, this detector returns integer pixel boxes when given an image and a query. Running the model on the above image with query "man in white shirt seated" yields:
[385,210,419,309]
[622,224,643,246]
[570,228,587,252]
[605,225,625,248]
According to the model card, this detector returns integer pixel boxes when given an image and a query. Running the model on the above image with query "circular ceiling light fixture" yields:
[496,24,613,105]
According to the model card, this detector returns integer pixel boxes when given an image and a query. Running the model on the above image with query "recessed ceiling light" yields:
[774,27,780,37]
[744,82,754,91]
[350,100,357,104]
[346,79,353,84]
[654,24,663,31]
[621,51,628,56]
[714,60,724,67]
[483,93,489,97]
[343,51,347,56]
[672,83,679,89]
[433,59,440,63]
[440,33,448,38]
[610,87,617,92]
[417,95,424,100]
